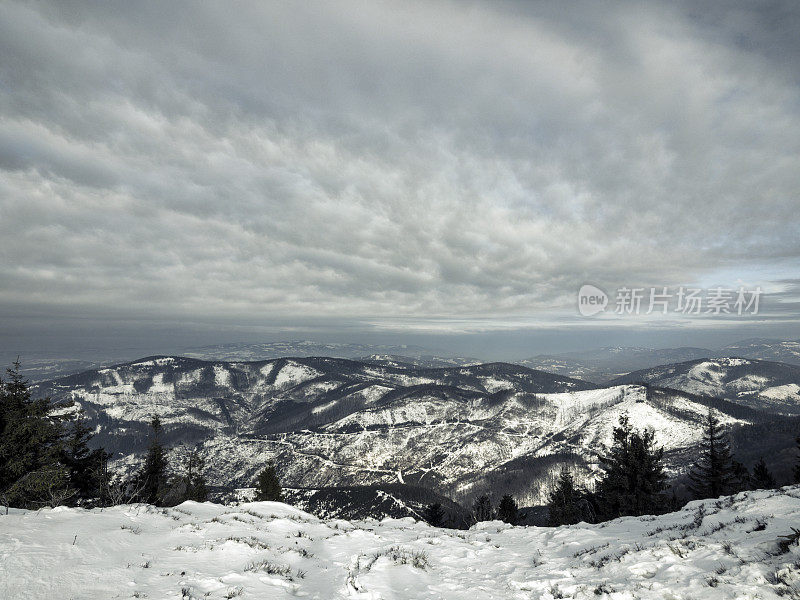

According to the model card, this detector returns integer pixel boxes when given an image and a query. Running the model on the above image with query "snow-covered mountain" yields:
[180,341,477,364]
[518,346,718,383]
[721,339,800,365]
[32,356,799,508]
[3,487,800,599]
[14,338,800,383]
[357,354,482,368]
[7,341,479,382]
[518,340,800,383]
[611,357,800,415]
[281,484,470,525]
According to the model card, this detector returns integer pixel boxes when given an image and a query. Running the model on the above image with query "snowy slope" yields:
[3,487,800,599]
[611,357,800,414]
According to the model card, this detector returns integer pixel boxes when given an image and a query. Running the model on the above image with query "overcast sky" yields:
[1,1,799,359]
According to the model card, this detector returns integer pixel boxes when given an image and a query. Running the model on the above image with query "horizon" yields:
[4,335,799,369]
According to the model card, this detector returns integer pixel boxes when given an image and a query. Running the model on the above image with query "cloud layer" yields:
[1,0,799,343]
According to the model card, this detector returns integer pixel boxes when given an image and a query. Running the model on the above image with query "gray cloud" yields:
[1,0,799,350]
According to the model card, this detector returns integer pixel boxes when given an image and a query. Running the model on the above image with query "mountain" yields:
[357,354,481,369]
[282,484,471,525]
[4,487,800,599]
[14,338,800,383]
[6,341,477,382]
[720,338,800,365]
[610,357,800,415]
[33,356,799,510]
[180,340,464,362]
[0,350,138,382]
[517,346,716,383]
[517,340,800,383]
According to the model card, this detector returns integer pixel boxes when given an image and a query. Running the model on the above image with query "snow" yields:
[213,365,231,387]
[273,362,322,389]
[148,372,173,394]
[729,374,770,392]
[480,376,512,392]
[688,362,727,388]
[718,358,751,366]
[311,399,339,414]
[638,358,800,414]
[3,487,800,599]
[761,384,800,401]
[132,357,176,367]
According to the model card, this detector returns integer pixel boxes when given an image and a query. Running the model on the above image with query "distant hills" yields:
[12,338,800,384]
[610,357,800,415]
[4,341,481,382]
[518,339,800,383]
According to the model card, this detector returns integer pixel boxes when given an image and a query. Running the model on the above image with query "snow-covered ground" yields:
[2,487,800,599]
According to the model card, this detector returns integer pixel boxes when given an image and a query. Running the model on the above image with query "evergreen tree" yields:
[423,502,444,527]
[594,414,668,520]
[497,494,519,525]
[731,460,751,493]
[472,494,493,522]
[136,416,169,505]
[668,488,683,512]
[60,417,108,503]
[254,461,283,501]
[185,447,208,502]
[163,446,208,505]
[548,466,582,526]
[794,435,800,484]
[751,457,777,489]
[96,449,112,507]
[688,409,736,499]
[0,361,78,508]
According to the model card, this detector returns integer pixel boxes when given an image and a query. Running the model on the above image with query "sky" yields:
[1,0,799,360]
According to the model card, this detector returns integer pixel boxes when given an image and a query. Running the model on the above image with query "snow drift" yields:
[2,486,800,599]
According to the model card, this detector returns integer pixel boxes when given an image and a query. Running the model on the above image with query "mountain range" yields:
[14,338,800,384]
[518,339,800,383]
[610,357,800,415]
[31,354,800,515]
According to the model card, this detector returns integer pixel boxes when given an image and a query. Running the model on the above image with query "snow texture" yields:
[2,487,800,599]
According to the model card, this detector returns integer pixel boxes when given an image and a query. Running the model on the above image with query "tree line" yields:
[544,409,797,526]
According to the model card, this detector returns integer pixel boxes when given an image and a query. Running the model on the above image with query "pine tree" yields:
[60,417,107,503]
[731,460,751,493]
[163,446,208,505]
[137,416,169,506]
[254,461,283,501]
[423,502,444,527]
[185,448,208,502]
[751,457,777,489]
[688,409,736,499]
[497,494,519,525]
[794,435,800,484]
[548,466,582,526]
[0,361,78,508]
[472,494,493,522]
[594,414,668,520]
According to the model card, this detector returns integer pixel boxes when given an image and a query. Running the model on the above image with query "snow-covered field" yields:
[3,487,800,599]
